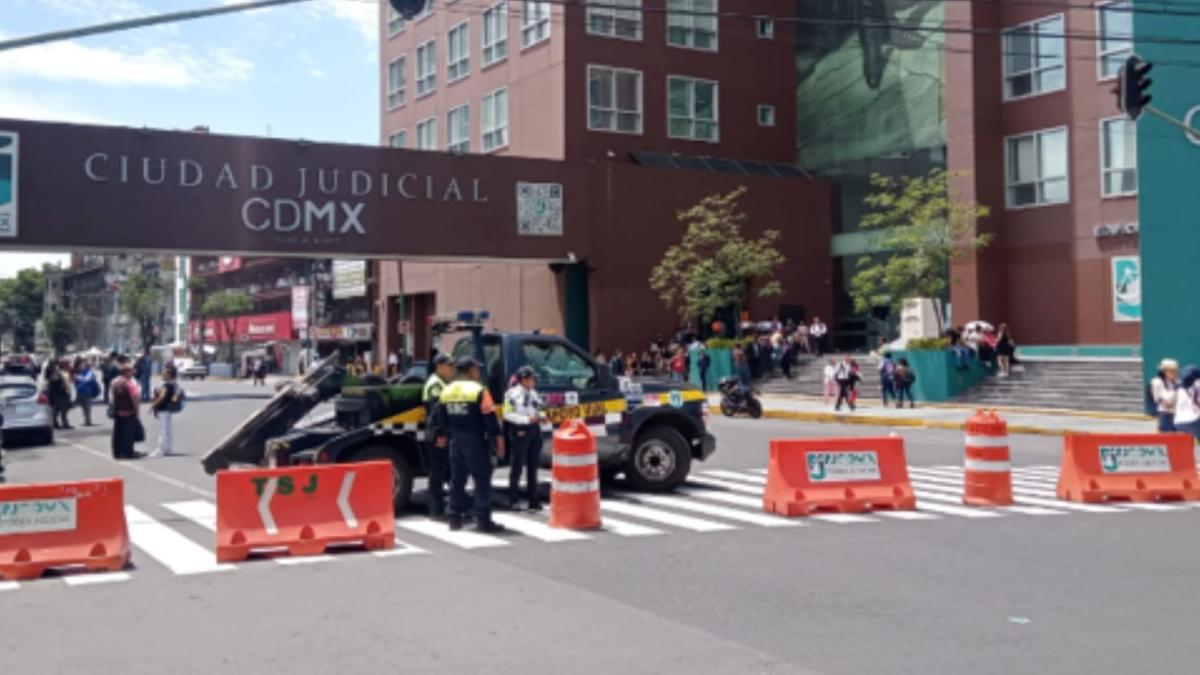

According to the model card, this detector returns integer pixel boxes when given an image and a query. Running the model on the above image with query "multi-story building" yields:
[375,0,831,361]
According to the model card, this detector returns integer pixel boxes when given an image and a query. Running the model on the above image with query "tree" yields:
[0,268,46,351]
[202,289,252,362]
[188,276,209,362]
[848,168,992,324]
[649,187,786,330]
[120,271,167,353]
[42,306,82,357]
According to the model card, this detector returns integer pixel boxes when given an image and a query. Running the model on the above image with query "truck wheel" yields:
[351,445,414,514]
[625,426,691,493]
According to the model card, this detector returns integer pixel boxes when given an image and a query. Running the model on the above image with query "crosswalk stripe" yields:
[907,500,1004,519]
[872,510,941,521]
[679,486,762,509]
[598,516,664,537]
[701,469,767,485]
[910,482,1066,516]
[124,505,235,575]
[809,514,879,524]
[0,581,20,591]
[396,517,510,549]
[685,475,762,495]
[63,572,132,587]
[163,500,218,531]
[372,541,430,557]
[908,475,1126,513]
[1004,482,1188,512]
[600,501,736,532]
[274,555,336,565]
[489,513,592,542]
[748,468,768,475]
[625,494,802,527]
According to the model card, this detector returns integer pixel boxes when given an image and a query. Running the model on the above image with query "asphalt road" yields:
[2,380,1197,674]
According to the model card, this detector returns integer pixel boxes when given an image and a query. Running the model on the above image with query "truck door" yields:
[517,339,625,454]
[451,335,505,401]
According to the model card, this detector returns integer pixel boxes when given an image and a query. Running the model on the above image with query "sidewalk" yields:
[712,393,1157,436]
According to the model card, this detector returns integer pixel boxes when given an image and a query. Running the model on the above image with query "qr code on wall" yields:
[516,182,563,236]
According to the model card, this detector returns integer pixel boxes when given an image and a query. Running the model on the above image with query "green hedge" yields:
[906,337,950,350]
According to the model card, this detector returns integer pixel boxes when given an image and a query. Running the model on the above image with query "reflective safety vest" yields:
[422,373,447,404]
[437,379,500,442]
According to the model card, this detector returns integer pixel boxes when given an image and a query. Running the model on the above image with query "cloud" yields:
[0,86,116,125]
[0,39,253,88]
[319,0,380,43]
[22,0,149,23]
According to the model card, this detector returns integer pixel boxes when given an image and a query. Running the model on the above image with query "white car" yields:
[0,375,54,446]
[176,358,209,381]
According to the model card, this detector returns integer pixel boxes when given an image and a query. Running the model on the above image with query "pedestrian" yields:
[1172,365,1200,441]
[895,358,917,408]
[43,361,73,430]
[780,340,797,380]
[388,350,399,377]
[795,323,811,355]
[822,358,837,405]
[102,352,118,404]
[432,357,506,533]
[810,317,829,356]
[995,323,1016,376]
[422,354,455,518]
[697,343,711,391]
[1150,358,1180,433]
[504,366,544,511]
[73,357,100,427]
[135,351,152,402]
[734,346,751,394]
[110,358,145,460]
[670,350,687,382]
[848,357,862,407]
[253,358,268,386]
[610,349,625,376]
[149,366,182,457]
[878,351,897,408]
[945,327,972,371]
[833,355,858,412]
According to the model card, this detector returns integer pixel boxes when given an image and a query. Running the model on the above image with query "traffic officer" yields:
[422,353,455,518]
[432,356,506,532]
[503,366,544,511]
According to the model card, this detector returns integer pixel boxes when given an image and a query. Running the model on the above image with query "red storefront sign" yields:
[217,256,242,273]
[190,311,294,343]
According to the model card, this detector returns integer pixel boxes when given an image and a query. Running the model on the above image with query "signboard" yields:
[0,132,16,238]
[1099,445,1171,474]
[0,497,77,534]
[291,285,310,334]
[332,260,367,299]
[1112,256,1141,323]
[218,256,242,273]
[190,311,294,343]
[805,451,882,483]
[517,182,563,236]
[311,323,373,342]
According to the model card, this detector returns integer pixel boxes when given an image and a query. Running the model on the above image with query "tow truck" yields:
[201,312,716,511]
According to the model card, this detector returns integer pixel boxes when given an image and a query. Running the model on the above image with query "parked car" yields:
[0,375,53,445]
[177,358,209,381]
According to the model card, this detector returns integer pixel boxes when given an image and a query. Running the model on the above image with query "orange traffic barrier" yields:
[763,437,916,516]
[962,410,1013,506]
[1056,433,1200,503]
[0,478,130,581]
[216,461,395,562]
[549,420,602,530]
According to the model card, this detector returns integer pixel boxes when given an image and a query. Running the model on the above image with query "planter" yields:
[689,348,733,391]
[893,349,989,403]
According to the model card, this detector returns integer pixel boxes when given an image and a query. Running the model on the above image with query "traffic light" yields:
[1117,55,1153,121]
[388,0,428,19]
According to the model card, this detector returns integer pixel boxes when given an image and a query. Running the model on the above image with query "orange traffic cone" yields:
[549,420,602,530]
[963,410,1013,506]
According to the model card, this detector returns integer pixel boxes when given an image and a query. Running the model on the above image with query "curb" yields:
[737,395,1146,422]
[711,406,1092,437]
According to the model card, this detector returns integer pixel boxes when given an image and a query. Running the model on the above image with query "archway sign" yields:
[0,118,588,261]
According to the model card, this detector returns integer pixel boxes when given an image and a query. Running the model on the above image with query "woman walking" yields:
[43,361,73,430]
[73,357,101,427]
[1150,358,1180,433]
[895,358,917,409]
[149,366,181,457]
[995,324,1016,377]
[110,358,146,460]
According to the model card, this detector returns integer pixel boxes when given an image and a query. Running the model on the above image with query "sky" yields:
[0,0,382,278]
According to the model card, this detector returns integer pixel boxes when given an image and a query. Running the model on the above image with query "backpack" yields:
[170,385,187,413]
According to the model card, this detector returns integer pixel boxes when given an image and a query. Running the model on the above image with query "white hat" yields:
[1160,358,1180,371]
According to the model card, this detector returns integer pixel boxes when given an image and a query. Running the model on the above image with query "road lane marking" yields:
[685,476,762,495]
[63,572,132,586]
[872,510,942,521]
[600,501,735,532]
[68,442,215,499]
[274,555,335,565]
[624,494,801,527]
[395,517,510,549]
[701,469,766,485]
[809,514,879,524]
[489,513,592,542]
[906,499,1004,519]
[910,483,1066,516]
[124,506,235,575]
[678,487,762,509]
[597,516,664,537]
[372,541,430,557]
[908,474,1127,513]
[163,500,217,531]
[0,581,19,591]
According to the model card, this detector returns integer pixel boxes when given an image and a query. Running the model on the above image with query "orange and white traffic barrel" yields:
[963,410,1013,506]
[549,420,602,530]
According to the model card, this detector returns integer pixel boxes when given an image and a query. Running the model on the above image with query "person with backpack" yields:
[833,355,858,412]
[73,357,101,427]
[149,366,184,457]
[1172,365,1200,441]
[878,352,897,408]
[895,357,917,408]
[1150,358,1180,432]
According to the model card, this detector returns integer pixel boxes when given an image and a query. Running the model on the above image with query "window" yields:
[1002,15,1065,99]
[386,56,406,110]
[447,105,470,153]
[588,0,642,40]
[447,22,470,82]
[755,16,773,39]
[668,76,718,142]
[482,2,508,66]
[482,87,509,151]
[667,0,717,51]
[757,104,775,127]
[1098,1,1133,79]
[521,1,551,47]
[387,130,407,148]
[587,65,642,134]
[415,0,434,21]
[387,7,405,37]
[416,39,437,96]
[521,341,597,390]
[416,117,437,150]
[1005,127,1068,207]
[1102,117,1137,197]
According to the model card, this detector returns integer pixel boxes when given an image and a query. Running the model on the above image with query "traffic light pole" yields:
[0,0,312,53]
[1144,105,1200,143]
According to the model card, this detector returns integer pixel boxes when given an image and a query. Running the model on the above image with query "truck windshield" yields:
[521,341,596,389]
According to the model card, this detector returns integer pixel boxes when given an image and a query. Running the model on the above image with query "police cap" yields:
[515,366,535,380]
[455,356,482,372]
[432,353,453,366]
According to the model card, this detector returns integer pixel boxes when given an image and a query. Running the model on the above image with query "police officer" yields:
[433,356,506,532]
[503,366,544,511]
[422,353,455,518]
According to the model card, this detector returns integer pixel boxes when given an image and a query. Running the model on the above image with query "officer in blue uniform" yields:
[422,353,455,518]
[432,357,506,532]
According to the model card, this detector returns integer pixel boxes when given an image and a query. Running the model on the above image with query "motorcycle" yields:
[718,377,763,419]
